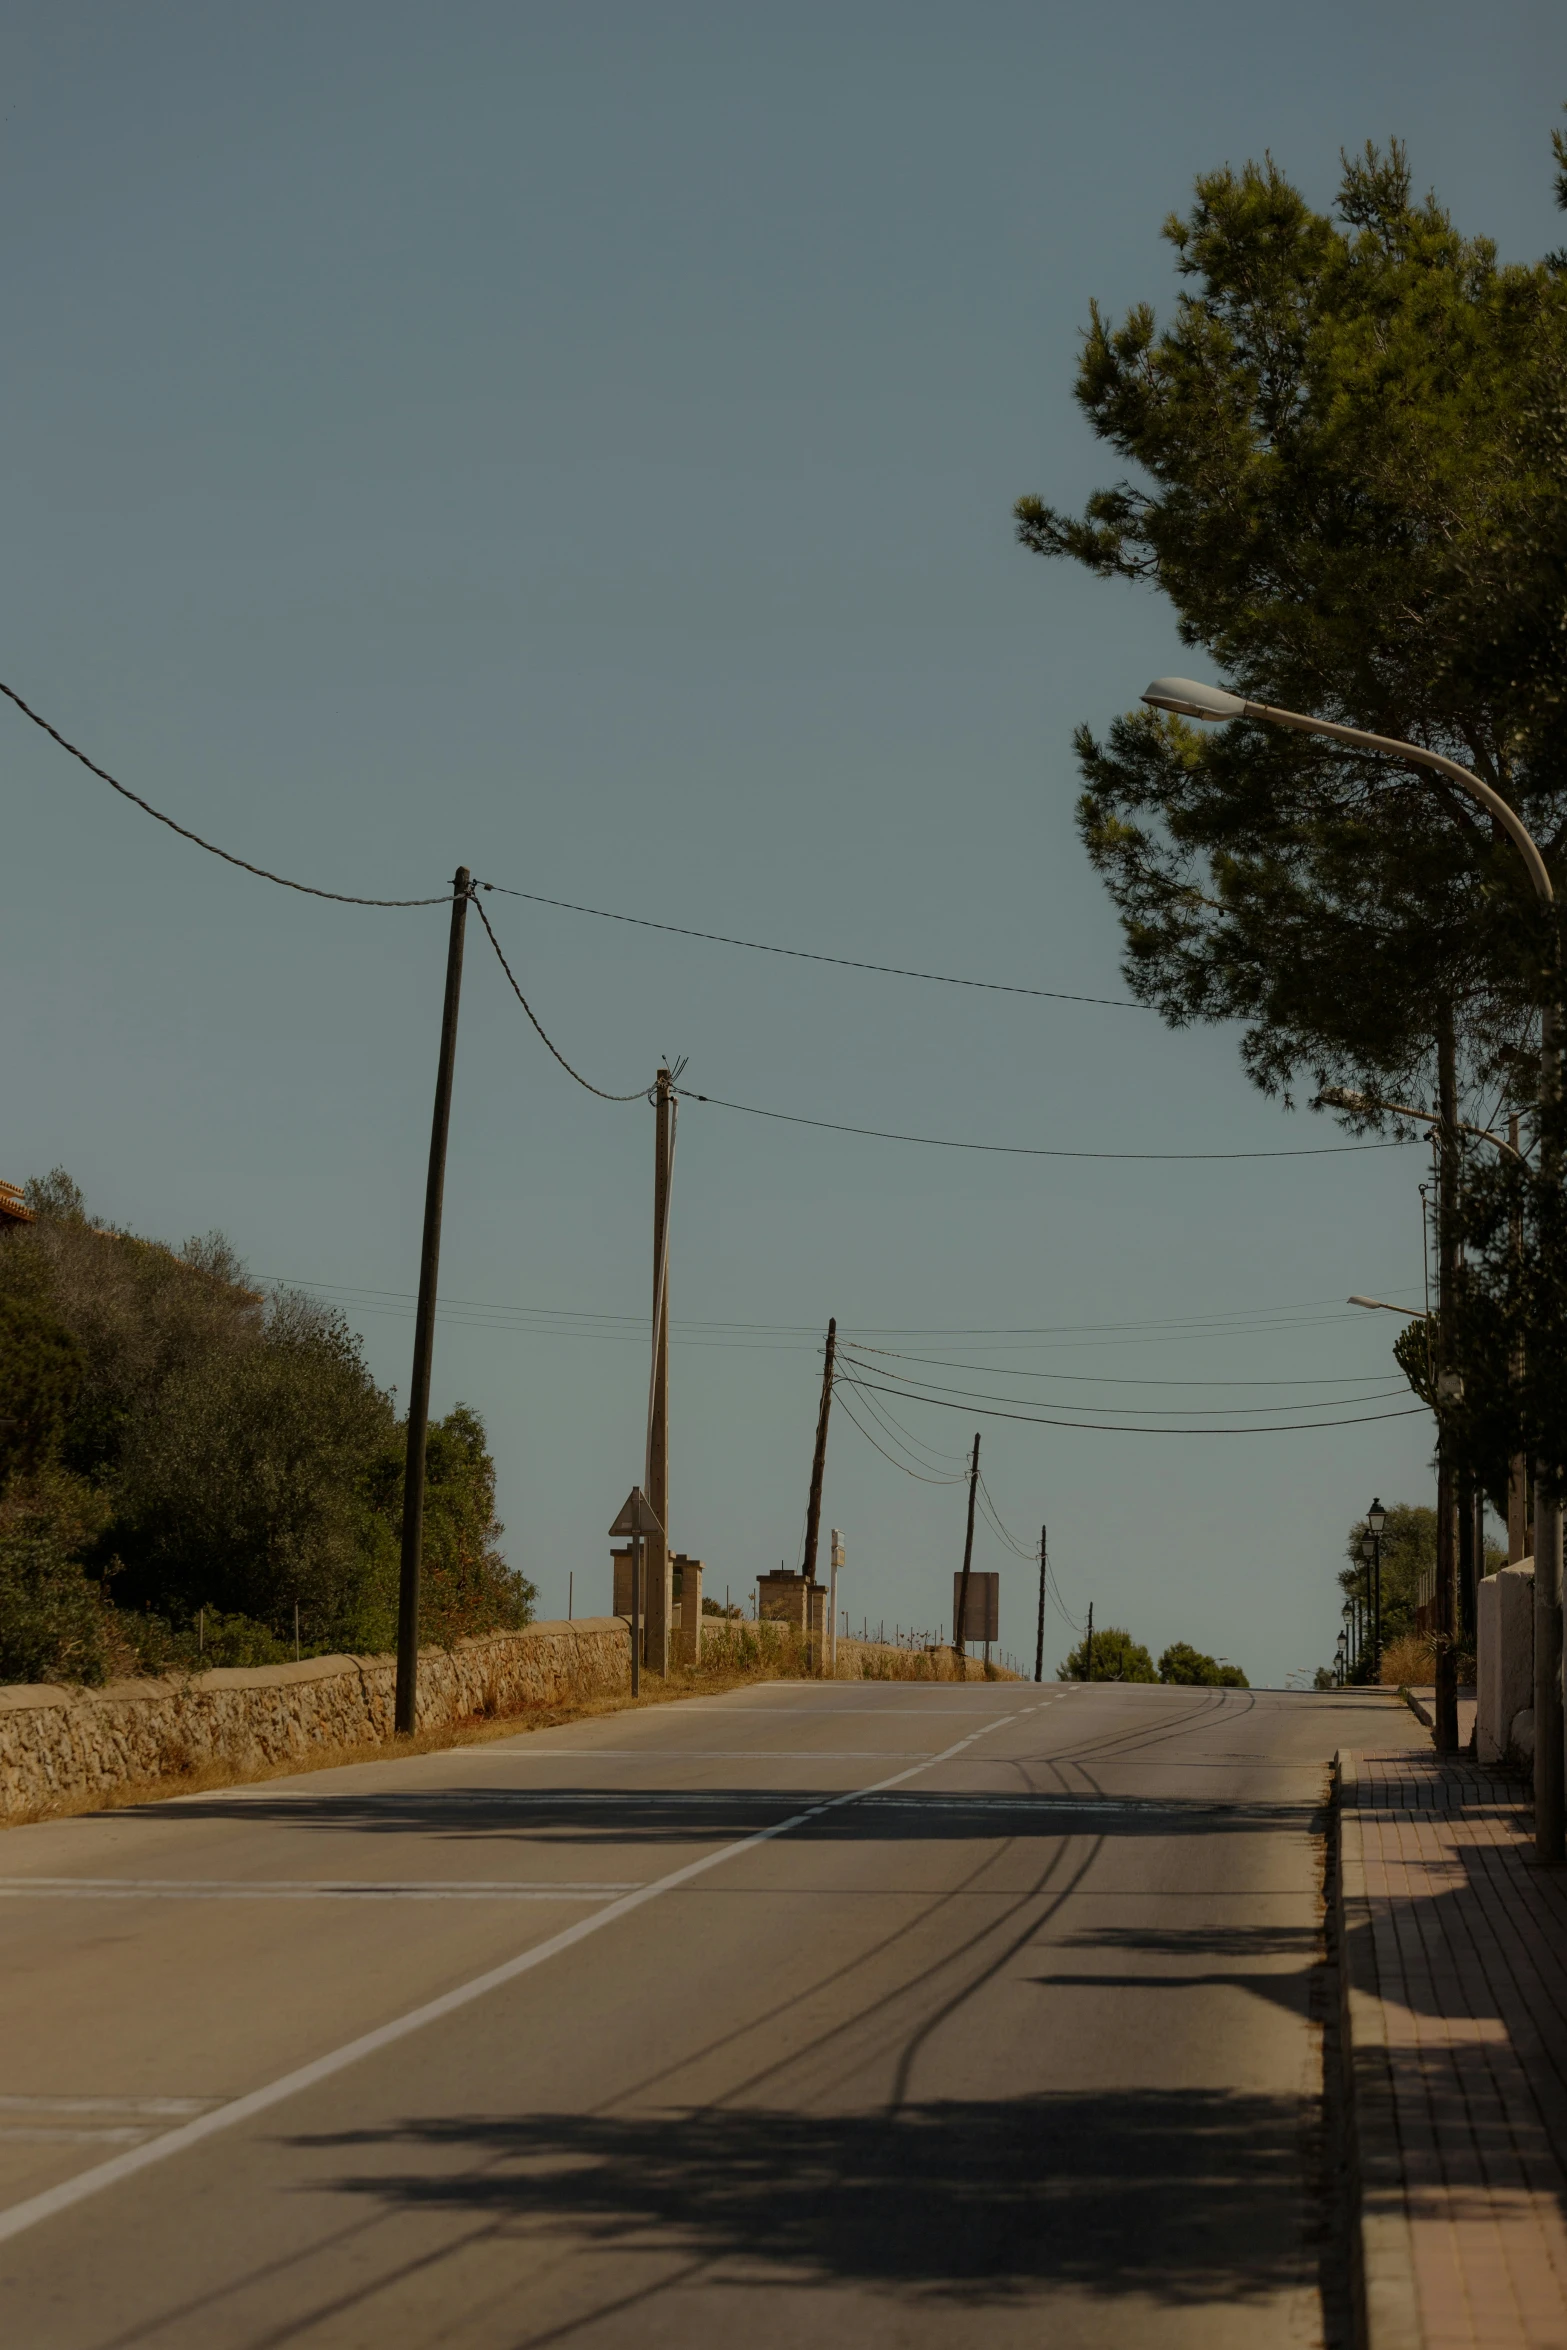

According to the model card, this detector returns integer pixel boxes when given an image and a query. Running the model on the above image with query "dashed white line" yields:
[0,1698,1054,2245]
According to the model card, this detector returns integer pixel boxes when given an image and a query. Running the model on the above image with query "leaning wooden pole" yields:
[802,1318,837,1670]
[395,866,470,1735]
[1034,1526,1047,1683]
[952,1431,981,1674]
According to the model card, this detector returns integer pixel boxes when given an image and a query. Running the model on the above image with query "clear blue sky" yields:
[4,2,1562,1682]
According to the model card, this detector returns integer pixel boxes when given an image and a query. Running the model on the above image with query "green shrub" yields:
[0,1476,115,1685]
[1159,1641,1249,1688]
[1057,1626,1158,1682]
[0,1172,534,1679]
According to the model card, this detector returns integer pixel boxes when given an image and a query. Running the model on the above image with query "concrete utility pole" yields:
[395,865,470,1737]
[952,1431,980,1671]
[1509,1115,1530,1563]
[829,1529,844,1673]
[1035,1527,1047,1683]
[644,1067,675,1676]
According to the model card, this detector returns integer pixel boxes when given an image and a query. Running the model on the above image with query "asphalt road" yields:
[0,1676,1424,2348]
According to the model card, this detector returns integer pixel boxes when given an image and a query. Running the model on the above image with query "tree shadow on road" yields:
[155,1788,1314,1849]
[300,2088,1318,2313]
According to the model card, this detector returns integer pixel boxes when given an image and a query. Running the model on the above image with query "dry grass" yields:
[1379,1632,1436,1686]
[3,1628,1014,1830]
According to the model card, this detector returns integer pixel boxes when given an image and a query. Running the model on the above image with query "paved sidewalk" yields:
[1400,1688,1479,1750]
[1338,1749,1567,2348]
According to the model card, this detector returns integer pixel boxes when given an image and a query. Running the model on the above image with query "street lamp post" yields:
[1368,1497,1386,1683]
[1142,677,1563,1861]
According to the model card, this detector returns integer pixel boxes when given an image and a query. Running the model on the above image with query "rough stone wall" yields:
[0,1617,631,1820]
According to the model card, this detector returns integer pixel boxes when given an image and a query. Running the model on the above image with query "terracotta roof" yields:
[0,1182,33,1227]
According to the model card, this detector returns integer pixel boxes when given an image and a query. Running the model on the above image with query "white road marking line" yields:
[0,2098,215,2116]
[0,1880,640,1902]
[0,2127,158,2145]
[0,1698,1053,2245]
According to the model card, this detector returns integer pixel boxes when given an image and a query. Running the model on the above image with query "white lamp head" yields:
[1141,677,1248,723]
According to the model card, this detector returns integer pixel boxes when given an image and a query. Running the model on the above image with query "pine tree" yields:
[1015,135,1567,1117]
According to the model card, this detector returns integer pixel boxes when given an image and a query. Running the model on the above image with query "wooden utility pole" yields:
[1434,1019,1461,1755]
[395,865,470,1736]
[1085,1601,1094,1683]
[644,1068,675,1676]
[802,1319,837,1670]
[952,1431,980,1671]
[1034,1526,1047,1683]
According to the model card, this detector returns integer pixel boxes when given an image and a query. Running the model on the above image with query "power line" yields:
[975,1475,1038,1561]
[836,1391,970,1485]
[836,1380,972,1480]
[262,1276,1416,1349]
[838,1351,1409,1419]
[675,1088,1416,1162]
[0,678,450,906]
[837,1376,974,1467]
[477,880,1140,1009]
[840,1372,1426,1436]
[847,1343,1410,1390]
[472,894,649,1103]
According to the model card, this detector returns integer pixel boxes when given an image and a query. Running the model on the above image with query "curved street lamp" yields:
[1143,677,1562,1858]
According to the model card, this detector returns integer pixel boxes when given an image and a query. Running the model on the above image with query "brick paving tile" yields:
[1341,1749,1567,2347]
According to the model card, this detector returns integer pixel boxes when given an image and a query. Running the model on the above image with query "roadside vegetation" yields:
[0,1170,535,1686]
[1019,120,1567,1667]
[1055,1628,1247,1686]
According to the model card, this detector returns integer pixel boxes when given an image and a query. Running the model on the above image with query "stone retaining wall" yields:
[0,1616,632,1821]
[0,1617,1018,1822]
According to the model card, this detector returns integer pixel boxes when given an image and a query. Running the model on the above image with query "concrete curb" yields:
[1396,1686,1434,1729]
[1335,1751,1424,2350]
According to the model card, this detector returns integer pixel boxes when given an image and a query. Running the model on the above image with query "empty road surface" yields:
[0,1677,1424,2347]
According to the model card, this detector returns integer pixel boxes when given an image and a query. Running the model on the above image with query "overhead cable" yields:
[837,1381,972,1481]
[975,1477,1038,1561]
[0,679,450,905]
[264,1278,1410,1347]
[478,880,1139,1009]
[838,1351,1409,1418]
[675,1088,1415,1161]
[472,895,649,1102]
[836,1391,971,1485]
[838,1376,974,1467]
[841,1373,1426,1435]
[848,1343,1412,1389]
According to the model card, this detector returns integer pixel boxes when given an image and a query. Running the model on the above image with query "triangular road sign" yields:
[609,1486,664,1538]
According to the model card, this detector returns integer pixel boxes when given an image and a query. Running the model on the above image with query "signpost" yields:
[610,1486,664,1699]
[952,1570,1000,1651]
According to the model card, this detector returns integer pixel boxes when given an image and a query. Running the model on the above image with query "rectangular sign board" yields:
[952,1570,999,1644]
